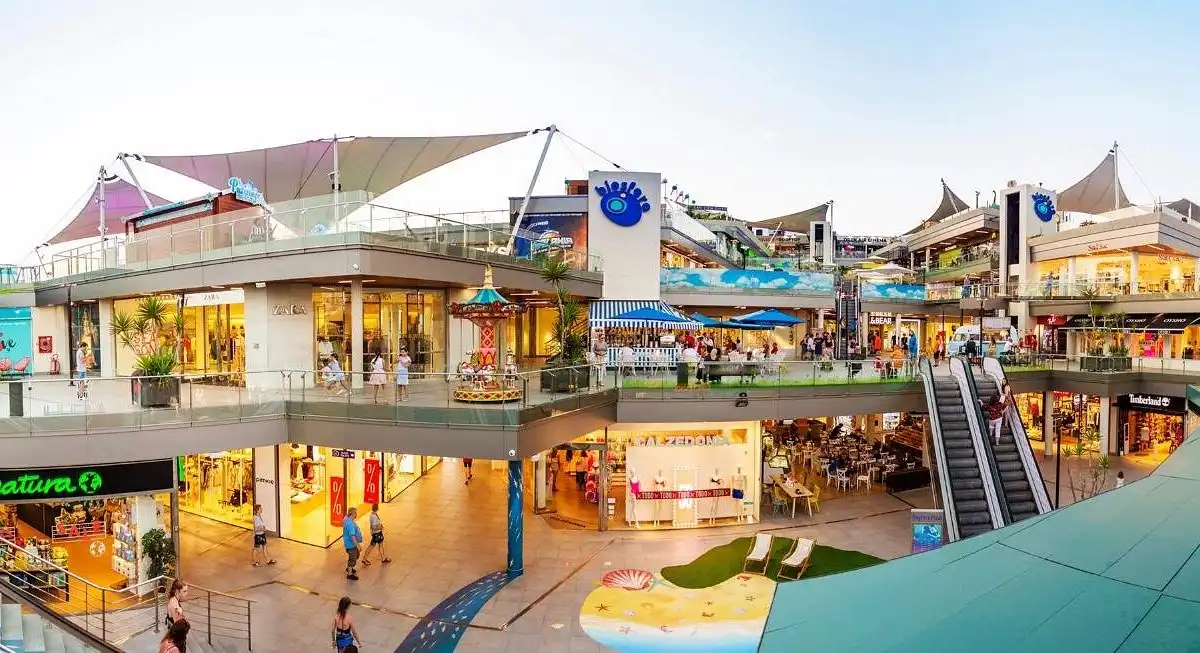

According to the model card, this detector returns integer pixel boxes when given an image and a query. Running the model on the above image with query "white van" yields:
[946,324,1019,356]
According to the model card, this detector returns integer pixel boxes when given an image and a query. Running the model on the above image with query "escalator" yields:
[979,358,1053,519]
[918,357,1001,540]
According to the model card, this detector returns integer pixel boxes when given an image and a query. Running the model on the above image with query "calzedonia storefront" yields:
[532,422,763,531]
[186,446,440,547]
[0,460,176,595]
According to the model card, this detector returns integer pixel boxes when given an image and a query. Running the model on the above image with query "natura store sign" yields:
[0,460,174,503]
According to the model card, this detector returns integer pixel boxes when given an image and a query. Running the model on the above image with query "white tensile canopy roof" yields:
[48,177,170,245]
[752,202,830,233]
[1057,150,1132,214]
[902,179,969,235]
[134,131,532,204]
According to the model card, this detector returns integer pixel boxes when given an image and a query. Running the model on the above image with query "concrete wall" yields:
[245,283,315,388]
[31,305,67,375]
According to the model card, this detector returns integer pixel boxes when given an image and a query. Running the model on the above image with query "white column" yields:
[816,309,825,330]
[351,279,364,389]
[1193,257,1200,292]
[1066,257,1077,286]
[1042,390,1055,453]
[924,247,932,270]
[1099,398,1114,455]
[98,299,116,378]
[894,315,902,347]
[1130,251,1140,294]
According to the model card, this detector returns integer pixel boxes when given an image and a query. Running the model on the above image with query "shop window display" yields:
[0,495,168,593]
[286,445,339,547]
[113,296,246,381]
[70,303,101,375]
[312,289,446,375]
[180,450,254,528]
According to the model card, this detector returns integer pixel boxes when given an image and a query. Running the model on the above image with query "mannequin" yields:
[709,469,723,523]
[627,468,641,526]
[732,466,748,522]
[652,469,667,526]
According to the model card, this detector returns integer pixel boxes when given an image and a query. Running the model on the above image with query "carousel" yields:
[450,266,526,403]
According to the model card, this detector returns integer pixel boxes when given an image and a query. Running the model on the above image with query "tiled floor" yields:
[174,459,923,652]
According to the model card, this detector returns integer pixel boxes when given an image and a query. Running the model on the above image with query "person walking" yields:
[159,619,190,653]
[360,503,391,565]
[1115,471,1126,489]
[166,579,188,628]
[75,342,90,399]
[463,457,474,485]
[332,597,361,652]
[251,504,276,567]
[368,352,387,403]
[342,507,363,580]
[981,392,1006,445]
[394,347,411,402]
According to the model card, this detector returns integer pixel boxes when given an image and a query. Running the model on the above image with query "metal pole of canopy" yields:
[332,134,341,227]
[506,125,557,255]
[1112,141,1119,212]
[117,154,155,209]
[97,167,108,260]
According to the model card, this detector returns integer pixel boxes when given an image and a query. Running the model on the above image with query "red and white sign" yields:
[37,336,52,354]
[52,520,106,542]
[363,458,381,504]
[329,476,346,527]
[636,488,731,501]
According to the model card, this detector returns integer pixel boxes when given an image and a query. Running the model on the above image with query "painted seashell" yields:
[601,568,653,591]
[13,357,29,372]
[0,359,11,372]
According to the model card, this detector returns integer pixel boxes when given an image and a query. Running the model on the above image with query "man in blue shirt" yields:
[342,507,363,580]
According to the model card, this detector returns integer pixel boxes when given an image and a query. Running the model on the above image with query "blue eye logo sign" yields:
[1032,193,1056,222]
[594,180,651,227]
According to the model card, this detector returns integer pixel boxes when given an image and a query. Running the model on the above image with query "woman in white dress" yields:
[368,353,387,403]
[394,348,411,402]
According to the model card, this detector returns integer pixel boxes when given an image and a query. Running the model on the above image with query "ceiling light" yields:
[210,285,225,289]
[338,280,352,284]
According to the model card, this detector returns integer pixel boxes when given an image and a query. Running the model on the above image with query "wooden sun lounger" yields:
[743,533,774,574]
[777,537,816,580]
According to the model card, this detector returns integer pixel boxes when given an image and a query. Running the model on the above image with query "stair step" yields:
[952,489,986,501]
[960,524,994,537]
[1,603,23,649]
[23,613,47,653]
[959,511,993,525]
[951,478,984,490]
[958,500,991,513]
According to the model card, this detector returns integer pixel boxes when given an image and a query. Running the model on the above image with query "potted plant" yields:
[1079,303,1108,372]
[537,257,590,392]
[140,527,177,585]
[110,296,182,407]
[1107,312,1133,371]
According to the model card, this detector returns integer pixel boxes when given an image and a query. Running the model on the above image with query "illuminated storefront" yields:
[534,423,762,531]
[0,461,175,594]
[179,449,256,529]
[113,290,246,380]
[312,289,446,374]
[1116,394,1186,464]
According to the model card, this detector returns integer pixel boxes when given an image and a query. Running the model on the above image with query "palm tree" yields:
[539,257,586,367]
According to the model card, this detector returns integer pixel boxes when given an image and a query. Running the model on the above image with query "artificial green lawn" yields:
[660,536,884,588]
[620,376,913,390]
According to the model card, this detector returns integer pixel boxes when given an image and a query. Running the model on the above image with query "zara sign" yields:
[271,304,308,316]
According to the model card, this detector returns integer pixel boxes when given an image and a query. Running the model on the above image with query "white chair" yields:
[743,533,774,574]
[777,537,816,580]
[856,471,871,491]
[835,469,851,492]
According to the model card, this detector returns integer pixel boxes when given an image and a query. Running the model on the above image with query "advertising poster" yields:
[514,213,588,262]
[911,509,945,554]
[0,307,33,376]
[363,458,381,504]
[329,476,346,527]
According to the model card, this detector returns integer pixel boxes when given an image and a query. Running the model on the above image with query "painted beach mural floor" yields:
[579,537,883,652]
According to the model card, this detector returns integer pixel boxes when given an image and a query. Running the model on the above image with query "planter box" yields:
[1113,356,1132,372]
[540,366,590,393]
[1080,356,1117,372]
[133,377,180,408]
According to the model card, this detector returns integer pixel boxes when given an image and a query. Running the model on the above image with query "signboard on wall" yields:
[184,289,245,307]
[0,460,173,503]
[363,458,381,504]
[1118,394,1186,415]
[513,214,588,260]
[329,476,346,527]
[37,336,52,354]
[911,509,945,554]
[0,307,33,376]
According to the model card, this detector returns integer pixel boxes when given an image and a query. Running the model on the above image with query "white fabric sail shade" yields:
[48,178,169,245]
[136,131,532,203]
[1057,151,1131,214]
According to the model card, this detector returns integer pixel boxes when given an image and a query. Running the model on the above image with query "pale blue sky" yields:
[1,1,1195,259]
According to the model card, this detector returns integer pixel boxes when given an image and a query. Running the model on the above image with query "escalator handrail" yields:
[949,356,1006,529]
[957,357,1013,526]
[982,357,1053,515]
[917,356,961,542]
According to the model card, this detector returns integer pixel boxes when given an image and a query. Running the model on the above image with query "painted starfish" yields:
[619,626,632,635]
[596,603,611,613]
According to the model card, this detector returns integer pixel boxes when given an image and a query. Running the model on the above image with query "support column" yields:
[894,315,902,348]
[1130,251,1140,294]
[1194,258,1200,292]
[1099,398,1115,455]
[1042,390,1055,453]
[98,299,116,378]
[924,247,932,270]
[507,459,524,576]
[1066,257,1077,293]
[350,279,364,389]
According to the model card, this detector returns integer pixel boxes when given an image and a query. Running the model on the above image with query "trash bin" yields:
[9,381,22,417]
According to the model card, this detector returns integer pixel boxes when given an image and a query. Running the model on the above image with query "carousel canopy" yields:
[590,300,700,330]
[133,131,532,203]
[732,308,805,327]
[48,177,170,245]
[450,266,524,318]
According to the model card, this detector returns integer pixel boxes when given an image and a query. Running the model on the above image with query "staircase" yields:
[0,597,105,653]
[974,374,1040,523]
[929,376,995,538]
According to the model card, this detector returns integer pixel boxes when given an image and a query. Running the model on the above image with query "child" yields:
[324,357,349,396]
[395,348,411,402]
[1115,471,1126,489]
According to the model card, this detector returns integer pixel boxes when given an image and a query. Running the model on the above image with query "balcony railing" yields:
[1000,353,1200,375]
[660,267,835,295]
[0,365,614,435]
[922,250,998,275]
[18,194,601,289]
[617,357,919,399]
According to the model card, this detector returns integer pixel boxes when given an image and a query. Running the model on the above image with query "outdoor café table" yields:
[774,477,814,518]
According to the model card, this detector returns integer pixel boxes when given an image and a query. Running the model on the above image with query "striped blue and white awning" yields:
[589,300,701,330]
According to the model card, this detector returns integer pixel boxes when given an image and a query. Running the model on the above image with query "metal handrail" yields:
[0,575,122,652]
[174,579,253,650]
[949,357,1006,530]
[982,357,1053,515]
[0,535,164,644]
[917,357,960,542]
